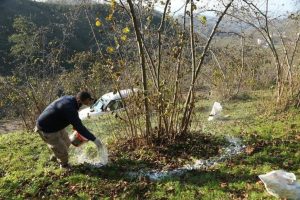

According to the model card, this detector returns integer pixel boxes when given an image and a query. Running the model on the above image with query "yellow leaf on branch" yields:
[120,35,127,41]
[95,20,102,27]
[106,46,115,53]
[122,27,130,34]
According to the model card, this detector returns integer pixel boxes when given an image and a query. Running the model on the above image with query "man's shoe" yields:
[49,155,58,162]
[60,163,71,169]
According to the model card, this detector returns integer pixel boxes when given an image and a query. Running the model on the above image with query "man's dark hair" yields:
[76,91,92,101]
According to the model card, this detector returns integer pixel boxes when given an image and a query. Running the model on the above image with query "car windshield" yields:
[90,98,104,111]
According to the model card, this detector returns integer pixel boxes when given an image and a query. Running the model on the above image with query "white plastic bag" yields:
[259,170,300,199]
[208,102,222,121]
[98,143,108,165]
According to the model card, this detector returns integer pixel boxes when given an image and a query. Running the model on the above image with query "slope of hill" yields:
[1,91,300,199]
[0,0,165,75]
[0,0,111,74]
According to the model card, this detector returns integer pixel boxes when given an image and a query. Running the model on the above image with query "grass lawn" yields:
[1,90,300,199]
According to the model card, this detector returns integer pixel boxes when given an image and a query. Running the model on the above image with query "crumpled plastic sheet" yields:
[259,170,300,200]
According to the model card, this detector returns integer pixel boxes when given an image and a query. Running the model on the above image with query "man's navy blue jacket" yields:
[37,96,96,141]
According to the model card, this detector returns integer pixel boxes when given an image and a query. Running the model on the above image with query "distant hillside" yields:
[0,0,166,75]
[0,0,116,75]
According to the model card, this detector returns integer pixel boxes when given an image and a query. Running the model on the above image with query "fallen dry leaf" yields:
[220,182,228,188]
[245,146,255,155]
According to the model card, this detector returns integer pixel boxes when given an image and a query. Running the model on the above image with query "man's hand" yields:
[93,138,103,149]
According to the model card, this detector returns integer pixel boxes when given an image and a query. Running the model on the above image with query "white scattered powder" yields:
[128,136,245,181]
[70,136,245,181]
[71,143,109,167]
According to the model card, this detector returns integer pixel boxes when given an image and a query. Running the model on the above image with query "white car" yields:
[79,89,138,120]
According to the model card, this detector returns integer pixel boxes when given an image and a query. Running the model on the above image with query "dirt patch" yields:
[108,133,227,171]
[0,119,23,134]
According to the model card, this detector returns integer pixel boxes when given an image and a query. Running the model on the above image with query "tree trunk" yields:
[127,0,151,138]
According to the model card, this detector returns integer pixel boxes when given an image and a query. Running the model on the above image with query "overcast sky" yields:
[155,0,299,16]
[33,0,299,16]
